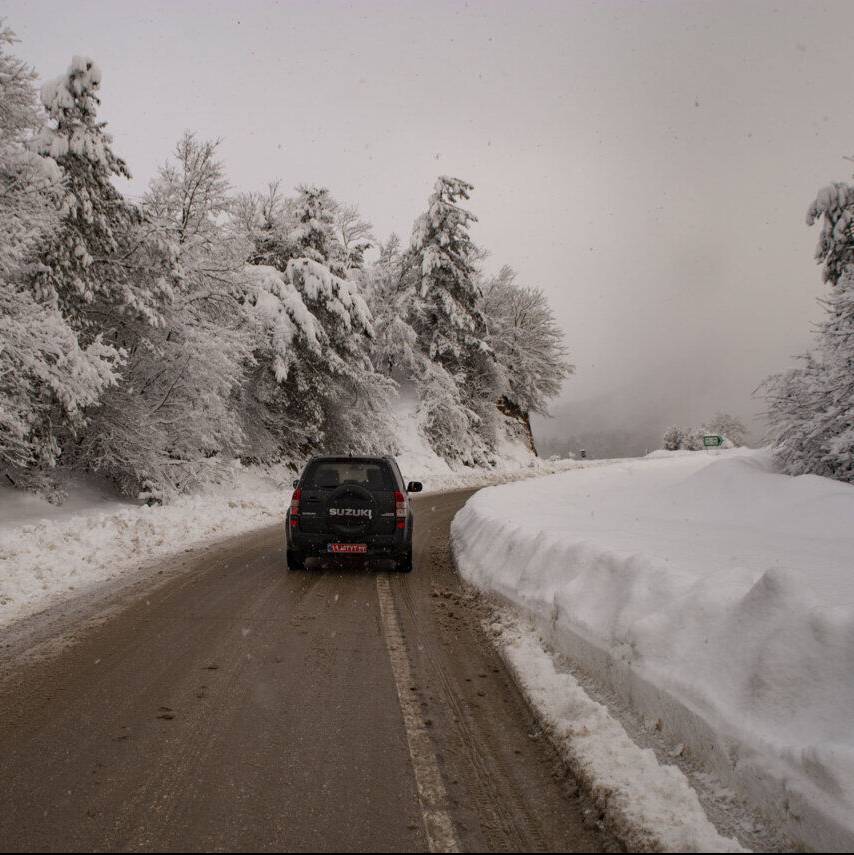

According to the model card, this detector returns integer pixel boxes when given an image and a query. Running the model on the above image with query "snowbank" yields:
[487,609,745,852]
[451,449,854,851]
[0,464,290,629]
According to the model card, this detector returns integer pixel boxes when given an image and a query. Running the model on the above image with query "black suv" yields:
[285,456,422,572]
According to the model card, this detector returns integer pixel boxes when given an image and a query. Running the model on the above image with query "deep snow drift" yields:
[451,449,854,851]
[0,398,573,630]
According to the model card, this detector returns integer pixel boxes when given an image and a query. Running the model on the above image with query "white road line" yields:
[376,574,461,854]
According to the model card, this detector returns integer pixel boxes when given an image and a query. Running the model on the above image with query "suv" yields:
[285,456,422,572]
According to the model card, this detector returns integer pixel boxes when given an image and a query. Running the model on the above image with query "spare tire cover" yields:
[325,484,377,535]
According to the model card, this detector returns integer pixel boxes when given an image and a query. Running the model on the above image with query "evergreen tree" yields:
[405,176,491,373]
[30,56,173,329]
[1,34,120,478]
[236,181,293,269]
[403,177,499,462]
[288,185,347,276]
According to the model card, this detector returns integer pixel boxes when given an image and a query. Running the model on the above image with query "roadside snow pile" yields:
[452,449,854,851]
[0,464,290,629]
[488,609,745,852]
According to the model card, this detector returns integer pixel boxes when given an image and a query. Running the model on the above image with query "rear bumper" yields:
[287,529,410,557]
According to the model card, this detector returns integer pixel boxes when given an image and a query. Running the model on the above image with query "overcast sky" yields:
[6,0,854,447]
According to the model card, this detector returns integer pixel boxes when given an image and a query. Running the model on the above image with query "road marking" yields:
[376,574,461,854]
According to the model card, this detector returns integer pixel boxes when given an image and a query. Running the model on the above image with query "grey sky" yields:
[6,0,854,450]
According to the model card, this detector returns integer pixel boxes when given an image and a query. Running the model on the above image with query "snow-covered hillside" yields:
[451,449,854,851]
[0,396,571,630]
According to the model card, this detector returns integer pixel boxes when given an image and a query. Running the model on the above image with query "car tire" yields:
[286,549,306,571]
[396,549,413,573]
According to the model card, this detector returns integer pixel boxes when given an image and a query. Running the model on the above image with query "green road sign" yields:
[703,435,724,448]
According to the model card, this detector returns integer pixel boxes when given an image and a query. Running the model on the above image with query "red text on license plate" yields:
[328,543,368,554]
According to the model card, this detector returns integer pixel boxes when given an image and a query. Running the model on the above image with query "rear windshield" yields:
[302,459,395,491]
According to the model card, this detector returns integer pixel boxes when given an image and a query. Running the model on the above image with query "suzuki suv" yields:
[285,456,422,572]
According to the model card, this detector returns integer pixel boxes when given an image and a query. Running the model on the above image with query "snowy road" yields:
[0,488,607,853]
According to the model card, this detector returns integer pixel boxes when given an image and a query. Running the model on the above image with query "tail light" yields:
[394,490,407,530]
[290,487,301,527]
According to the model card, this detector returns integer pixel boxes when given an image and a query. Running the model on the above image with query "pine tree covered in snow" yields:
[405,176,491,374]
[288,185,347,277]
[401,177,500,463]
[236,181,292,269]
[29,56,174,329]
[765,176,854,482]
[1,31,121,478]
[14,56,179,495]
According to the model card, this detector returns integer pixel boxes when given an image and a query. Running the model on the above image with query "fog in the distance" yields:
[6,0,854,458]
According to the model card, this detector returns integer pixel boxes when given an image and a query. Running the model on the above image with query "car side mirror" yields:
[292,479,300,488]
[406,481,423,493]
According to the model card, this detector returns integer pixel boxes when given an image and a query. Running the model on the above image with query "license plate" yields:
[328,543,368,554]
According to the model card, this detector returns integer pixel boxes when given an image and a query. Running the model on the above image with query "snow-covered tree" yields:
[74,133,251,498]
[362,233,423,378]
[765,272,854,481]
[405,176,492,373]
[1,31,121,478]
[703,412,748,446]
[481,265,572,415]
[29,55,174,328]
[235,181,294,269]
[13,55,178,495]
[236,179,396,461]
[402,177,500,461]
[0,22,62,274]
[241,259,392,460]
[662,425,684,451]
[335,202,374,273]
[765,174,854,482]
[681,426,707,451]
[805,182,854,286]
[0,287,121,474]
[288,185,347,276]
[416,362,490,466]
